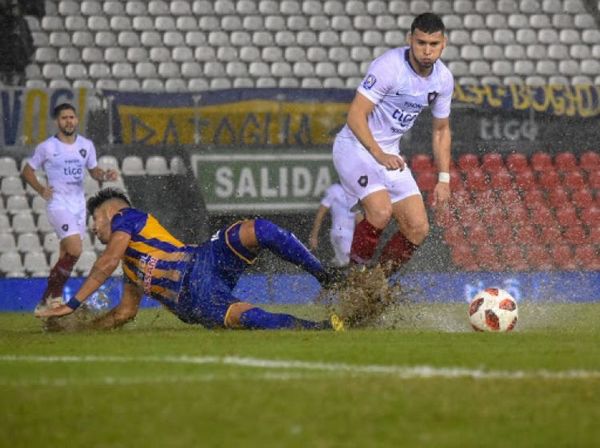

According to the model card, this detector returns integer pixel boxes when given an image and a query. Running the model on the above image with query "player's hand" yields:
[41,186,53,201]
[432,182,450,207]
[104,169,119,181]
[375,152,405,171]
[34,304,74,318]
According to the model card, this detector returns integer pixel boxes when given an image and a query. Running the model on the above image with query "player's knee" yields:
[224,301,256,328]
[366,206,392,229]
[65,248,82,260]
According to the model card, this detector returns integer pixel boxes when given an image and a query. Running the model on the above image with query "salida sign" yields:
[191,152,337,213]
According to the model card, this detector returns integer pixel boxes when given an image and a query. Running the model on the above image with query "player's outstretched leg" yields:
[252,218,342,287]
[226,302,344,331]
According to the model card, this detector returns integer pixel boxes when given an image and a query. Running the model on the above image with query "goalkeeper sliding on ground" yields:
[35,188,345,332]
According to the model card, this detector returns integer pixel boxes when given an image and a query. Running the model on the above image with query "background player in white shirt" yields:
[22,103,118,311]
[309,183,363,267]
[332,13,453,274]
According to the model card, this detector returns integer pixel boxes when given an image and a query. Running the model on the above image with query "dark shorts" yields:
[175,221,257,328]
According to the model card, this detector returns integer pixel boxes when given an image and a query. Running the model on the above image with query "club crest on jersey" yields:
[362,74,376,90]
[427,91,439,105]
[61,224,69,232]
[357,175,368,187]
[79,148,87,158]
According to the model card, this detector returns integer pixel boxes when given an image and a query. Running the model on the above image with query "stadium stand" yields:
[14,0,600,89]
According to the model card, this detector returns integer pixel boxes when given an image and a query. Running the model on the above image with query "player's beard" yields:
[60,126,76,136]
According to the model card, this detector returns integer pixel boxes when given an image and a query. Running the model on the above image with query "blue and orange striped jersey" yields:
[111,208,197,309]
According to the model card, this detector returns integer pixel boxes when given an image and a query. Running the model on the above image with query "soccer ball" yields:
[468,288,518,332]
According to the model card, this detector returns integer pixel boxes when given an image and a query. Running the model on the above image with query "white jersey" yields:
[337,46,454,153]
[28,134,97,209]
[321,184,356,235]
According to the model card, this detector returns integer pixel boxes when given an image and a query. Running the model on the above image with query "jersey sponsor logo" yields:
[427,91,439,105]
[140,255,158,294]
[61,224,69,232]
[357,175,368,187]
[362,74,376,90]
[79,148,87,158]
[391,109,419,128]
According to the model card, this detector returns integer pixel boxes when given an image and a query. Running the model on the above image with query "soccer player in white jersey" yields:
[309,183,363,266]
[22,103,118,311]
[332,13,453,274]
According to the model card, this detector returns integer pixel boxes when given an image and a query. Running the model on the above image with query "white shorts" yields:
[46,205,86,241]
[330,229,353,266]
[332,136,421,204]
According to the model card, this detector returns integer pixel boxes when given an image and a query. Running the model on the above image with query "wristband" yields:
[438,172,450,183]
[66,298,81,310]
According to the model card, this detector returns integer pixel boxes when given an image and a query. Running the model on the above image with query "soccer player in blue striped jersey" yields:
[35,188,344,331]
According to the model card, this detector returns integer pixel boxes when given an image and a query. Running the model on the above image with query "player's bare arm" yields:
[309,205,329,251]
[89,166,119,182]
[21,163,52,200]
[347,93,405,171]
[431,116,452,206]
[34,231,131,318]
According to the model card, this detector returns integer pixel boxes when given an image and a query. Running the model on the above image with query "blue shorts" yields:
[174,221,257,328]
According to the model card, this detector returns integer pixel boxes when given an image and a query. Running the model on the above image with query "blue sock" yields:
[254,218,326,281]
[239,307,330,330]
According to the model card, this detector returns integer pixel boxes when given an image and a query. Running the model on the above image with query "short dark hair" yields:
[411,13,445,35]
[87,188,132,215]
[53,103,76,119]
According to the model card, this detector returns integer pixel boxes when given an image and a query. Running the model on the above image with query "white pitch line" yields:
[1,355,600,381]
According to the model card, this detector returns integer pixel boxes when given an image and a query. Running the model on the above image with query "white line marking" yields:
[1,355,600,381]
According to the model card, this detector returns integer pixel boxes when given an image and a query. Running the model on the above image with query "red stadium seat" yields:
[579,150,600,173]
[549,243,577,270]
[457,153,479,172]
[450,242,478,271]
[570,189,594,209]
[528,203,553,226]
[434,205,455,228]
[410,153,433,173]
[574,244,600,271]
[449,168,465,192]
[464,222,489,246]
[562,170,585,191]
[416,171,437,193]
[526,244,554,271]
[472,190,497,213]
[474,244,502,271]
[588,171,600,190]
[580,206,600,227]
[590,226,600,244]
[507,204,529,224]
[530,151,553,172]
[488,222,514,244]
[498,244,528,271]
[554,151,578,172]
[444,225,466,246]
[481,153,505,173]
[555,205,578,227]
[488,169,513,191]
[506,153,529,173]
[562,223,587,245]
[522,188,546,209]
[514,169,536,191]
[538,223,562,244]
[464,169,487,192]
[536,169,560,190]
[514,223,540,243]
[499,188,521,208]
[450,190,472,209]
[456,204,481,223]
[546,186,569,209]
